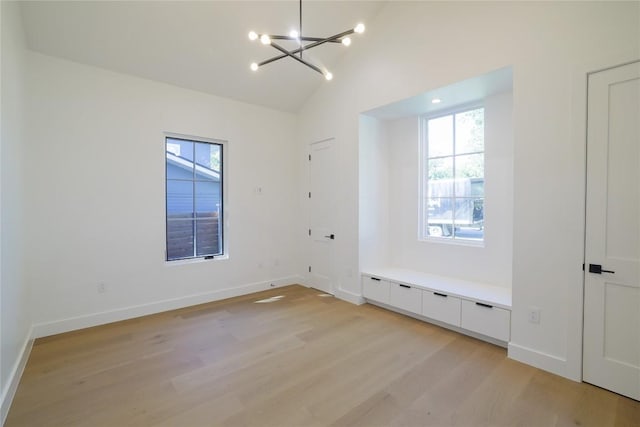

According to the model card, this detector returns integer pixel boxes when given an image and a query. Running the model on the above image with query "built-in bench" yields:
[361,268,512,347]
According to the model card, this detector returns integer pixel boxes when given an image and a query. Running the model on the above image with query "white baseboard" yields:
[1,327,34,426]
[334,287,365,305]
[290,280,365,305]
[508,342,577,381]
[32,276,303,339]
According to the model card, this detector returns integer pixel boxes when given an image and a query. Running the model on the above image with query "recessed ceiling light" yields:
[431,98,442,104]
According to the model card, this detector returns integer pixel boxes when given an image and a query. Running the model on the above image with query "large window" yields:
[165,136,224,260]
[421,107,484,242]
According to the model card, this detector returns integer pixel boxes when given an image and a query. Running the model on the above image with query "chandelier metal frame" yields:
[248,0,364,80]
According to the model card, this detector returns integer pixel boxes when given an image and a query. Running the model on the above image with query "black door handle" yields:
[324,234,335,240]
[589,264,615,274]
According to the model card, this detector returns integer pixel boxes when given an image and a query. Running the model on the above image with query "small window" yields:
[420,107,484,242]
[165,136,224,260]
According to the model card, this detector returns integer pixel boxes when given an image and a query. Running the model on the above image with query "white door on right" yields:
[583,60,640,401]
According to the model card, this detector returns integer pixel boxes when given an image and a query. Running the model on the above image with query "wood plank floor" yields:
[6,285,639,426]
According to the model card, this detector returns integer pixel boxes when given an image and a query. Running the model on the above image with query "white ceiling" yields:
[20,1,386,113]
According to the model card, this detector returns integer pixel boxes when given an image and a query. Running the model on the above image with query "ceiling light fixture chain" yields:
[248,0,365,81]
[299,0,303,59]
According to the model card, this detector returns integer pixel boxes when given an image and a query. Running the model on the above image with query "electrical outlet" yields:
[528,307,541,324]
[97,282,106,294]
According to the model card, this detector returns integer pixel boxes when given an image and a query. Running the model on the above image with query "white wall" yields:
[358,115,390,271]
[1,1,32,422]
[298,1,639,380]
[381,91,513,288]
[24,52,301,336]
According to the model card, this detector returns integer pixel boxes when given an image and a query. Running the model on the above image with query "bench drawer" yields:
[461,300,510,341]
[389,282,422,315]
[362,276,390,304]
[422,291,462,326]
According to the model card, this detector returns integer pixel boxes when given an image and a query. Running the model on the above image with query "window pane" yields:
[167,219,194,259]
[452,176,484,198]
[421,107,484,243]
[166,180,194,216]
[166,138,194,162]
[194,142,221,182]
[427,197,453,238]
[455,108,484,155]
[453,198,484,240]
[427,115,453,157]
[453,198,475,225]
[196,217,221,256]
[195,181,220,215]
[455,153,484,180]
[166,153,194,180]
[470,178,484,197]
[166,136,224,261]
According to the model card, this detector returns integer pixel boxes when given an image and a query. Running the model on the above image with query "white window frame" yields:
[164,132,229,263]
[419,104,485,246]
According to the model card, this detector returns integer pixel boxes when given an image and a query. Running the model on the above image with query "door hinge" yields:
[308,229,311,236]
[582,263,585,271]
[308,192,311,198]
[308,266,312,273]
[308,154,311,161]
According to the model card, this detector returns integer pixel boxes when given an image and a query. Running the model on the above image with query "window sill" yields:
[419,237,484,248]
[165,255,229,266]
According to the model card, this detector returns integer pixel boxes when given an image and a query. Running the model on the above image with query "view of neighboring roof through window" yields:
[165,136,224,261]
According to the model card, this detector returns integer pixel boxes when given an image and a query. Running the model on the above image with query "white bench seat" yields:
[361,268,512,345]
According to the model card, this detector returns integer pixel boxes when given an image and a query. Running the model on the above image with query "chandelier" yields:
[248,0,365,81]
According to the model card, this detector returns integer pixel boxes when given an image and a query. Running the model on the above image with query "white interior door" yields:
[583,60,640,401]
[309,138,336,294]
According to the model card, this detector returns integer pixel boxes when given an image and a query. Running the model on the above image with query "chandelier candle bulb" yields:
[260,34,271,45]
[342,37,351,46]
[250,62,259,71]
[354,23,365,33]
[248,31,258,41]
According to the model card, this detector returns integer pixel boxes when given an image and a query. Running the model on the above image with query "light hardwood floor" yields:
[6,285,639,426]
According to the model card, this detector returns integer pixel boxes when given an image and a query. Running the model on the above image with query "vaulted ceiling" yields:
[20,1,386,112]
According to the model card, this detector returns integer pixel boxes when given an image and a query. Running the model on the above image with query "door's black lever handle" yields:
[324,234,335,240]
[589,264,615,274]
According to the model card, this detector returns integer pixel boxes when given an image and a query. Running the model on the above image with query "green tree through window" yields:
[422,107,485,241]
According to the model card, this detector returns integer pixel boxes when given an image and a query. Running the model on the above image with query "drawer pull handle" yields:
[434,292,448,298]
[476,302,493,309]
[399,284,411,289]
[370,277,381,281]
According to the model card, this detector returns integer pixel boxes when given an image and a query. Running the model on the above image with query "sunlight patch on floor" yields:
[254,295,285,304]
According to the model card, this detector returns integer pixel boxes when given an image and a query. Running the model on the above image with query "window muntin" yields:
[165,136,223,260]
[421,107,484,242]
